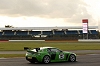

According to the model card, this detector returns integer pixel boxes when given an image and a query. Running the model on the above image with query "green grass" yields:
[0,41,100,58]
[0,41,100,51]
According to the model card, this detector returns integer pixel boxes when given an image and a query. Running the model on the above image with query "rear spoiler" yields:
[24,47,31,50]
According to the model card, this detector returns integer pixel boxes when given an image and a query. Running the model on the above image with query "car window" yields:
[47,48,51,52]
[50,48,61,52]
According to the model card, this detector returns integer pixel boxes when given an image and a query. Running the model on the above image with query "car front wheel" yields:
[42,55,50,64]
[69,54,76,62]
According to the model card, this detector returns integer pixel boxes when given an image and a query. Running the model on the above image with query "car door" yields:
[55,49,65,61]
[47,48,65,61]
[47,48,56,60]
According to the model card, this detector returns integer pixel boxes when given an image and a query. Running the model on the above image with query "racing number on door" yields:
[59,53,64,59]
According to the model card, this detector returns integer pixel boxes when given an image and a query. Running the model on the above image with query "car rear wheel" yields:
[69,54,76,62]
[42,55,50,64]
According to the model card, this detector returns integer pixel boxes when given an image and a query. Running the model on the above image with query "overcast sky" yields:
[0,0,100,29]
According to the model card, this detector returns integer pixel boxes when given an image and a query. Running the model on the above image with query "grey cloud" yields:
[0,0,87,17]
[0,0,96,26]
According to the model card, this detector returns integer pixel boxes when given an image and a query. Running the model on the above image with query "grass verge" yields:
[0,41,100,58]
[0,41,100,51]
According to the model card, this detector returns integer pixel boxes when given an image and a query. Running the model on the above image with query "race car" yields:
[24,47,76,64]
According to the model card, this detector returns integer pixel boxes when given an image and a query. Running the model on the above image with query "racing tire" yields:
[42,55,50,64]
[69,54,76,62]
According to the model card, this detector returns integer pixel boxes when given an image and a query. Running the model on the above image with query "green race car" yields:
[24,47,76,64]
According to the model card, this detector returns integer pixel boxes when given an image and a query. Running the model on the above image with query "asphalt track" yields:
[0,54,100,66]
[0,50,100,54]
[0,50,100,66]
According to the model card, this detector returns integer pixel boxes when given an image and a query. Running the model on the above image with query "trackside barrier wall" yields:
[9,40,78,42]
[45,40,78,42]
[78,39,100,42]
[9,40,45,41]
[2,39,100,42]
